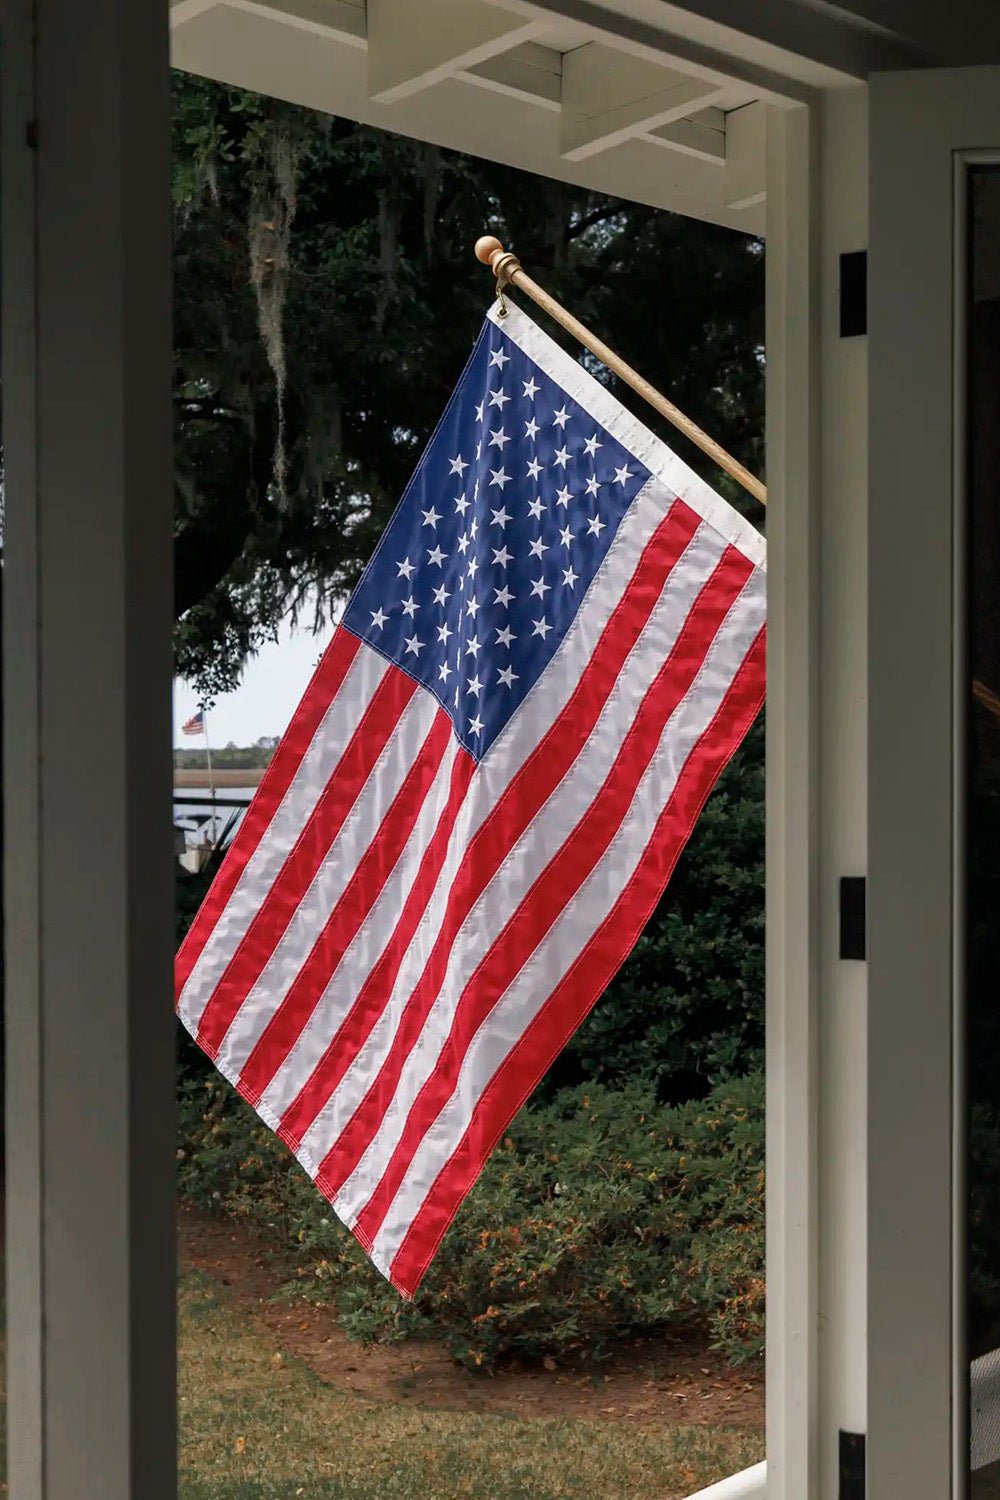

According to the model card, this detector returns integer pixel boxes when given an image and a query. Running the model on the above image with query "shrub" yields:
[177,1070,764,1371]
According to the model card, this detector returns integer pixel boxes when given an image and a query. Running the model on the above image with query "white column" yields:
[815,87,869,1499]
[765,98,822,1500]
[1,2,177,1496]
[765,86,870,1500]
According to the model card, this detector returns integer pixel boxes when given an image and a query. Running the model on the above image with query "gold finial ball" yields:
[475,234,504,266]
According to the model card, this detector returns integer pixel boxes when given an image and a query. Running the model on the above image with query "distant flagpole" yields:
[474,236,767,509]
[202,710,217,845]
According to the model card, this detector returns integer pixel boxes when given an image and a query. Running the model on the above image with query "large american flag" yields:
[176,302,766,1296]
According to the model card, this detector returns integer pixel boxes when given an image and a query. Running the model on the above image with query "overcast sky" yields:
[173,610,337,747]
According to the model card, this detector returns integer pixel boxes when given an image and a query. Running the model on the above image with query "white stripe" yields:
[178,645,388,1033]
[488,301,766,572]
[213,687,442,1082]
[256,732,463,1125]
[302,523,729,1197]
[369,576,766,1274]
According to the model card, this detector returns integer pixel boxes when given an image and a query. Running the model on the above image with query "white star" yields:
[525,417,540,442]
[466,595,482,618]
[427,544,446,567]
[488,387,511,411]
[475,441,482,461]
[526,456,543,480]
[528,496,544,520]
[488,426,510,450]
[522,376,540,400]
[469,713,485,736]
[466,556,478,579]
[404,633,423,656]
[528,537,548,560]
[489,466,511,489]
[489,347,510,370]
[490,506,511,529]
[492,545,513,568]
[559,524,573,549]
[465,636,482,659]
[370,607,387,630]
[397,557,416,581]
[530,576,551,600]
[466,673,483,698]
[439,661,452,683]
[587,515,607,538]
[532,617,553,639]
[555,485,572,509]
[474,402,485,424]
[449,455,469,477]
[585,475,599,498]
[553,405,571,429]
[498,665,519,689]
[432,583,451,607]
[470,518,479,538]
[437,621,453,644]
[494,584,514,608]
[421,505,441,528]
[613,464,632,486]
[562,565,579,588]
[553,445,571,469]
[454,494,471,516]
[457,532,471,555]
[584,433,602,457]
[401,595,419,618]
[496,624,515,648]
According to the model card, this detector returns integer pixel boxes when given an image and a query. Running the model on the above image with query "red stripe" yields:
[195,664,419,1059]
[175,627,361,999]
[389,623,766,1297]
[344,548,754,1240]
[278,499,700,1154]
[279,745,476,1150]
[235,710,454,1108]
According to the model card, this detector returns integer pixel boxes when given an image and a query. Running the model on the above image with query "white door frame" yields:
[868,65,1000,1500]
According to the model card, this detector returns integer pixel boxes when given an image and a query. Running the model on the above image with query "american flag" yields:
[176,303,766,1296]
[182,709,205,736]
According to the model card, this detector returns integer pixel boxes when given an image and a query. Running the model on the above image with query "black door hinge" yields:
[840,250,867,337]
[839,877,866,961]
[839,1430,865,1499]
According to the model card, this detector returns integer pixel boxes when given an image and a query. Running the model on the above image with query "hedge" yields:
[177,1064,764,1371]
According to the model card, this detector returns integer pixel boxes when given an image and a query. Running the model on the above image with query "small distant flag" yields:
[176,303,766,1296]
[182,709,205,737]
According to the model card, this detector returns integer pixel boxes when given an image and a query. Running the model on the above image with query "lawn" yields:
[178,1272,763,1500]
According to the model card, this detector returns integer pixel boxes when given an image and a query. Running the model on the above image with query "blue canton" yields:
[344,318,652,760]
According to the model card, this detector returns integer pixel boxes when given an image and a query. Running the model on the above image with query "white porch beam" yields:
[559,40,724,161]
[725,102,766,210]
[367,0,541,104]
[1,0,177,1497]
[216,0,365,43]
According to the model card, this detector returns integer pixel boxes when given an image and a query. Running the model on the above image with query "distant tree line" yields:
[174,736,279,771]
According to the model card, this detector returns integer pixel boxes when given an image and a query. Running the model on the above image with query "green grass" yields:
[178,1273,762,1499]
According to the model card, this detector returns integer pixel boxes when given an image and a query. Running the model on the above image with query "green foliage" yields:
[177,1069,764,1371]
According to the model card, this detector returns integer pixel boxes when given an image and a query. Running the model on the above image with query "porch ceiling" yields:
[171,0,1000,236]
[170,0,777,233]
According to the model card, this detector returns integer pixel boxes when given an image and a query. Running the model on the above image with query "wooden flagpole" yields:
[474,236,767,509]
